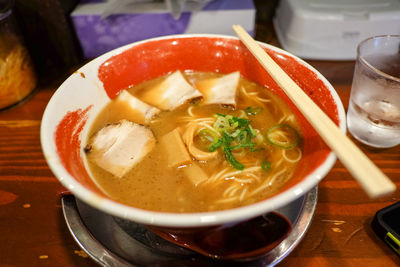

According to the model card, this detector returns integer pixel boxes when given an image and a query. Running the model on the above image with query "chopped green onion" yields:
[261,160,271,171]
[198,129,218,143]
[265,124,300,149]
[247,124,256,138]
[230,121,239,129]
[250,146,264,152]
[245,106,263,116]
[230,129,241,138]
[224,149,244,170]
[222,131,233,143]
[231,116,250,128]
[213,116,230,132]
[209,140,222,152]
[209,111,264,170]
[213,115,243,133]
[221,132,243,170]
[237,130,248,144]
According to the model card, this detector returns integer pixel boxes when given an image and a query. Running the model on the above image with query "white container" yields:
[273,0,400,60]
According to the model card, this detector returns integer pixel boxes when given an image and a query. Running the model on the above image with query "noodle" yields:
[224,186,240,197]
[86,71,303,212]
[248,168,289,197]
[197,121,219,134]
[178,117,215,123]
[239,187,248,202]
[240,85,271,105]
[187,105,196,117]
[182,121,218,161]
[282,147,302,163]
[254,96,272,103]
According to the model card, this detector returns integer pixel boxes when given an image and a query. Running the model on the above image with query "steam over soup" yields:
[85,71,302,212]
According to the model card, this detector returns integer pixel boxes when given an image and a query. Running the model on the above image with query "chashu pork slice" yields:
[114,90,160,125]
[86,120,156,178]
[138,70,202,110]
[195,71,240,107]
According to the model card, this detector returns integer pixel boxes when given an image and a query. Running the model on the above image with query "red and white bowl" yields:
[41,34,345,228]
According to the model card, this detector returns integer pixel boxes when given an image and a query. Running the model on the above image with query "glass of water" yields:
[347,35,400,148]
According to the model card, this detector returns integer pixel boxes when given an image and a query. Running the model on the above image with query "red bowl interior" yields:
[55,36,339,201]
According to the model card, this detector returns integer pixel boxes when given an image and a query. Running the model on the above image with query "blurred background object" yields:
[253,0,279,45]
[11,0,400,87]
[0,0,37,110]
[70,0,255,59]
[13,0,81,84]
[273,0,400,60]
[5,0,257,83]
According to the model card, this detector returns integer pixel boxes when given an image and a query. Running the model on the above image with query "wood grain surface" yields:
[1,38,400,267]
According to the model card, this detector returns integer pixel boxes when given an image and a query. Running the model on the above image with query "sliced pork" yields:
[138,70,202,110]
[85,120,156,178]
[114,90,160,125]
[195,71,240,107]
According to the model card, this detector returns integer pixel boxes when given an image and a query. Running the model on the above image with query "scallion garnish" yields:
[261,160,271,171]
[224,147,244,170]
[204,112,263,170]
[245,106,263,116]
[209,138,223,152]
[265,124,299,149]
[198,129,219,145]
[247,124,256,138]
[221,132,244,170]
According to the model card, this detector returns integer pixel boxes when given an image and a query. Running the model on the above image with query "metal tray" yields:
[61,187,317,266]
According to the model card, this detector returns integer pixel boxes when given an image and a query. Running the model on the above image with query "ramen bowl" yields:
[41,35,345,237]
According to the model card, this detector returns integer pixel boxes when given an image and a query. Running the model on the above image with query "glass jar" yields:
[0,0,36,110]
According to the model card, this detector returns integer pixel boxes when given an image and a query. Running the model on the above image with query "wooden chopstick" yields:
[232,25,396,198]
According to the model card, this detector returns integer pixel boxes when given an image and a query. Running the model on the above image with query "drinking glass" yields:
[347,35,400,148]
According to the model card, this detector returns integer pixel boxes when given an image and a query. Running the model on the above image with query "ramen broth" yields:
[86,71,302,212]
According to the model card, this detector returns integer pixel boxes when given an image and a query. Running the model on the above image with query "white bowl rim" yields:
[41,33,346,227]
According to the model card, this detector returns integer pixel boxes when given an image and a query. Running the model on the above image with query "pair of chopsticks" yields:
[232,25,395,198]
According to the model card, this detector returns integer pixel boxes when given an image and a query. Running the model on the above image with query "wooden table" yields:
[1,51,400,267]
